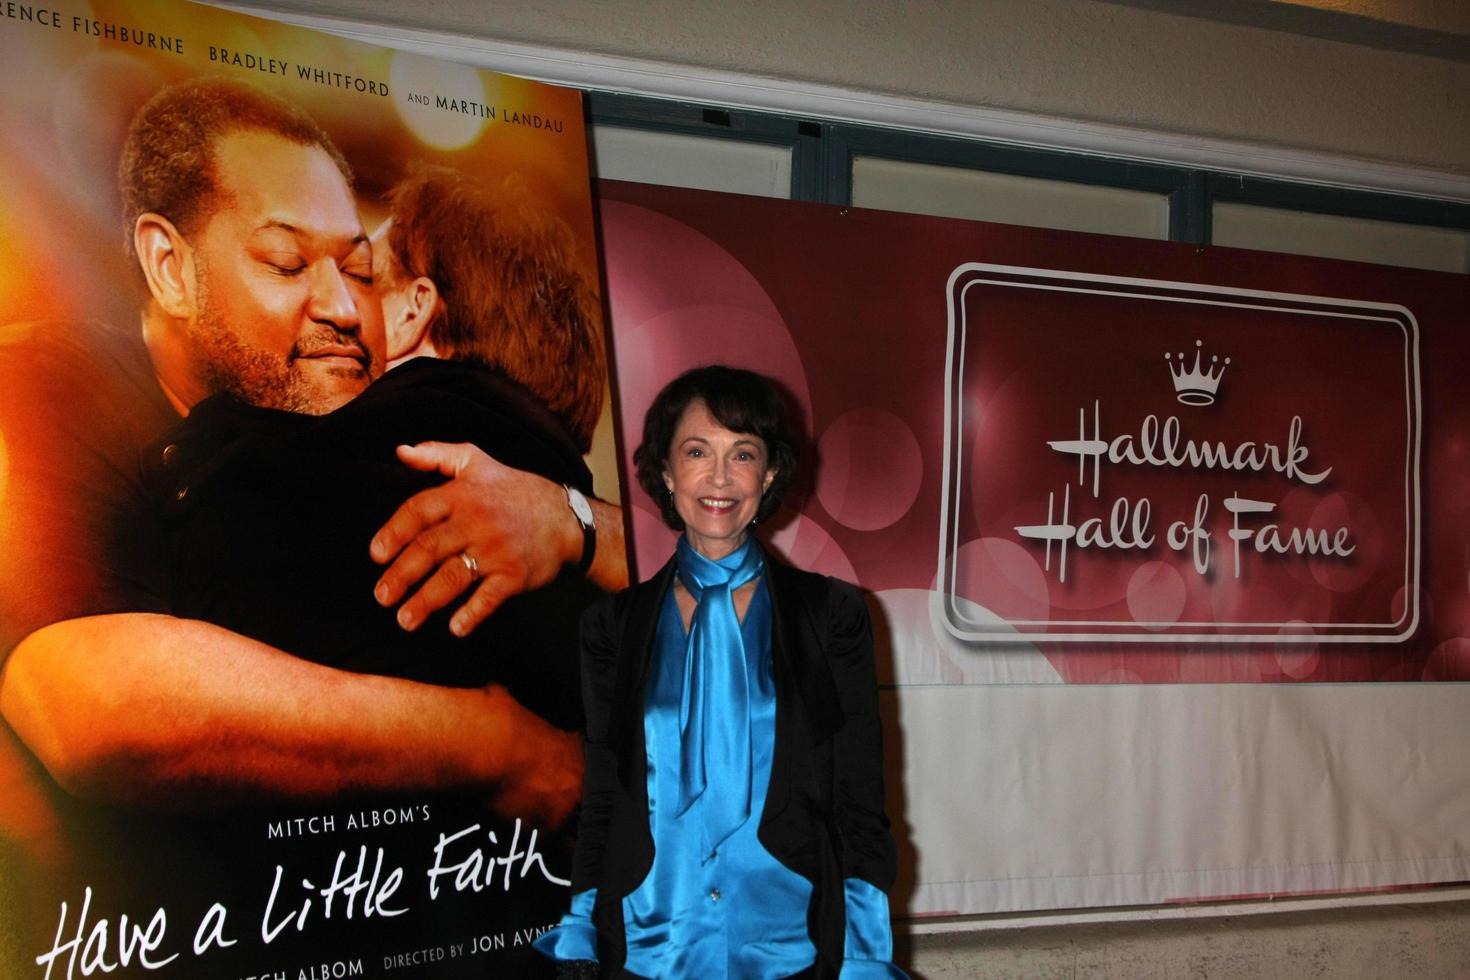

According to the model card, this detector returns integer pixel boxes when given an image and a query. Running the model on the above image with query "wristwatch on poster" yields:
[564,484,596,576]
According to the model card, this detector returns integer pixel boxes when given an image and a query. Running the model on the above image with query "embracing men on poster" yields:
[0,78,621,976]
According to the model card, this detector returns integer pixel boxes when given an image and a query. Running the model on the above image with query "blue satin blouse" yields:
[536,541,904,978]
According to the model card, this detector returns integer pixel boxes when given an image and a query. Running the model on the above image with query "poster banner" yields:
[596,179,1470,914]
[598,179,1466,686]
[1,2,611,976]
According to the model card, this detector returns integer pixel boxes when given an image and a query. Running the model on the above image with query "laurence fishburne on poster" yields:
[0,2,623,976]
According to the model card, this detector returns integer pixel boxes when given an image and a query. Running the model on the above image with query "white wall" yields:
[228,0,1468,181]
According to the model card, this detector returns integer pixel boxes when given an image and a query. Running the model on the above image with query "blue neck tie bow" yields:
[674,534,764,861]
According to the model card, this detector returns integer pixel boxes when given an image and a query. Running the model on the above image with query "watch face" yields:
[567,486,595,527]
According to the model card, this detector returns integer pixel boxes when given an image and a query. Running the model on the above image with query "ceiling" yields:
[1098,0,1470,61]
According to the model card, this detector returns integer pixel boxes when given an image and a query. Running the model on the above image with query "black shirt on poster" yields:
[143,357,596,731]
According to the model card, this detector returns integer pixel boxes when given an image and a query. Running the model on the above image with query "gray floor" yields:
[900,895,1470,979]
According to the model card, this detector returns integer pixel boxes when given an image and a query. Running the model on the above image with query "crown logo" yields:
[1165,340,1229,407]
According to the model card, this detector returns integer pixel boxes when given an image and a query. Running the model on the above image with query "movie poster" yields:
[0,2,614,976]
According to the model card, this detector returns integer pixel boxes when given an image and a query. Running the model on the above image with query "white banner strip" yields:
[888,681,1470,916]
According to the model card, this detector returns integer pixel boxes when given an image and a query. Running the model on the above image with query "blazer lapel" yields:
[767,554,844,744]
[609,557,676,793]
[763,551,845,824]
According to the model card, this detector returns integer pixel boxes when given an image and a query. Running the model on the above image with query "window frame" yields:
[585,93,1470,267]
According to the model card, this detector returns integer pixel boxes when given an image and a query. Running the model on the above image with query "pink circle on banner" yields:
[986,498,1132,612]
[1305,491,1382,593]
[949,537,1050,624]
[966,367,1035,535]
[764,512,857,583]
[598,202,811,484]
[615,304,809,464]
[600,201,785,328]
[1125,561,1187,628]
[816,409,923,531]
[1273,626,1321,679]
[1276,486,1330,590]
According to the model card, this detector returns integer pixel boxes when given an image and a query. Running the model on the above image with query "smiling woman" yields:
[536,365,906,979]
[635,366,799,541]
[661,398,777,559]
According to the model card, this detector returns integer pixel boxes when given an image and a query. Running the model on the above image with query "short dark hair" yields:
[119,78,350,256]
[384,167,605,451]
[633,365,799,530]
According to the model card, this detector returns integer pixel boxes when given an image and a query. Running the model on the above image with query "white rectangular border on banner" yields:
[937,263,1423,644]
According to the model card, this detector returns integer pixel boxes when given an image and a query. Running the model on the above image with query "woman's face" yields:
[663,398,775,560]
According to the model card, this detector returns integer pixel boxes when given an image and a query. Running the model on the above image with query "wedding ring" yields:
[460,551,479,578]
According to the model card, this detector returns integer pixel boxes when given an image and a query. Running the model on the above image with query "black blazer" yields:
[571,545,898,979]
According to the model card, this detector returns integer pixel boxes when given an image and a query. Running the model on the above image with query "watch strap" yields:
[564,484,596,576]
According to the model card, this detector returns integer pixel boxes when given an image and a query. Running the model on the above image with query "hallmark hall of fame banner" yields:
[594,179,1470,913]
[595,181,1462,685]
[0,1,616,977]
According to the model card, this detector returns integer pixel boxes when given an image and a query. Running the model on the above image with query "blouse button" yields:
[161,443,179,466]
[709,888,721,902]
